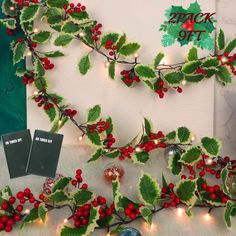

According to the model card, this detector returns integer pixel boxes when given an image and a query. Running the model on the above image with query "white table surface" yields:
[0,144,236,236]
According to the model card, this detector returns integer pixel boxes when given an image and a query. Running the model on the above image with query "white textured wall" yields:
[27,0,215,145]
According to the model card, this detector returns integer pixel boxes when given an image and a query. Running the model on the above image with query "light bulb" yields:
[58,119,62,126]
[78,136,83,141]
[221,56,228,63]
[168,150,174,156]
[63,218,68,223]
[79,32,85,37]
[105,61,110,67]
[33,91,39,96]
[27,51,32,56]
[24,209,30,214]
[190,135,196,142]
[9,6,15,11]
[154,139,159,145]
[182,80,187,86]
[33,28,40,34]
[206,159,213,165]
[134,53,139,58]
[135,147,142,153]
[177,207,184,217]
[205,213,211,221]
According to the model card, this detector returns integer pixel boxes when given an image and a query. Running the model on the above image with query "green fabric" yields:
[0,3,26,137]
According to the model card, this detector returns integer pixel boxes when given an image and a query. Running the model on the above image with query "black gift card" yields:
[26,130,63,178]
[2,130,31,179]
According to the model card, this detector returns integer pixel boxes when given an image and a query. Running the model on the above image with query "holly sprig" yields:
[1,164,236,235]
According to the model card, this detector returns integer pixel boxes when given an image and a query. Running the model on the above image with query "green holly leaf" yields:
[32,31,52,43]
[119,43,140,56]
[105,117,113,135]
[185,74,204,83]
[34,76,47,90]
[221,167,231,197]
[187,1,201,13]
[135,65,156,79]
[217,65,233,85]
[112,179,122,210]
[44,7,62,25]
[50,117,69,133]
[38,203,47,223]
[166,131,176,141]
[138,172,160,206]
[54,34,74,46]
[143,80,154,90]
[194,35,214,50]
[2,0,17,17]
[97,215,115,228]
[175,180,197,205]
[187,47,198,61]
[224,201,236,228]
[144,117,152,135]
[224,38,236,53]
[87,105,101,123]
[87,149,103,163]
[182,61,201,74]
[217,29,225,50]
[86,129,102,146]
[108,60,115,79]
[15,67,27,77]
[177,127,191,144]
[35,58,45,76]
[69,11,89,22]
[140,206,153,227]
[47,0,69,8]
[133,152,150,164]
[153,52,164,68]
[162,174,168,189]
[48,190,70,203]
[62,21,80,34]
[73,189,93,205]
[168,152,183,176]
[45,106,56,122]
[116,34,127,52]
[78,55,91,75]
[0,19,16,29]
[201,137,221,157]
[180,147,201,165]
[44,50,64,57]
[20,208,39,229]
[205,68,218,78]
[101,33,119,46]
[13,42,27,64]
[161,34,175,47]
[104,150,120,159]
[202,57,219,68]
[52,177,71,193]
[164,71,183,85]
[20,5,40,23]
[48,93,64,104]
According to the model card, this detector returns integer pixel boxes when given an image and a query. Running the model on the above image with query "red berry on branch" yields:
[71,179,77,186]
[9,196,16,204]
[16,205,23,212]
[224,52,230,57]
[81,184,88,190]
[14,214,21,222]
[210,193,217,200]
[1,202,8,210]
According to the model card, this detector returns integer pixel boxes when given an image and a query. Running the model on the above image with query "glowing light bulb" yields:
[168,150,174,156]
[221,56,228,63]
[27,51,32,56]
[9,6,15,11]
[104,149,109,153]
[190,135,196,142]
[33,91,39,96]
[135,147,142,153]
[154,139,159,144]
[182,80,187,86]
[58,119,62,126]
[79,31,85,37]
[207,159,213,165]
[143,222,156,231]
[177,207,184,217]
[63,218,68,223]
[24,209,30,214]
[78,136,83,141]
[33,28,39,34]
[205,213,211,221]
[134,53,139,58]
[105,61,110,67]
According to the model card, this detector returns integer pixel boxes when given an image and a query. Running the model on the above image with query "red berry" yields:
[177,87,183,93]
[81,6,86,11]
[70,3,74,8]
[202,183,207,190]
[214,185,220,192]
[16,192,24,199]
[1,202,8,210]
[5,226,12,232]
[29,198,35,203]
[162,188,168,193]
[92,200,98,207]
[17,38,23,43]
[74,220,80,228]
[16,205,23,212]
[81,218,88,225]
[224,52,230,57]
[168,183,174,189]
[221,197,228,203]
[210,193,217,200]
[71,179,77,186]
[163,203,169,208]
[208,187,214,193]
[24,188,31,196]
[14,214,21,222]
[9,197,16,204]
[81,184,88,190]
[20,198,26,204]
[34,202,39,208]
[76,169,82,175]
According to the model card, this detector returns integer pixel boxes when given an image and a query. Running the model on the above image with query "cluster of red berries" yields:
[104,39,118,57]
[14,0,39,7]
[217,52,236,75]
[118,146,134,160]
[124,203,141,220]
[120,70,140,86]
[73,203,91,228]
[34,95,54,111]
[97,201,114,220]
[155,79,168,99]
[41,57,54,70]
[64,108,77,118]
[105,134,116,148]
[63,3,86,15]
[90,23,102,42]
[200,183,229,203]
[196,68,207,76]
[88,120,110,133]
[22,72,34,85]
[161,183,181,208]
[15,188,40,208]
[181,19,195,32]
[71,169,88,188]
